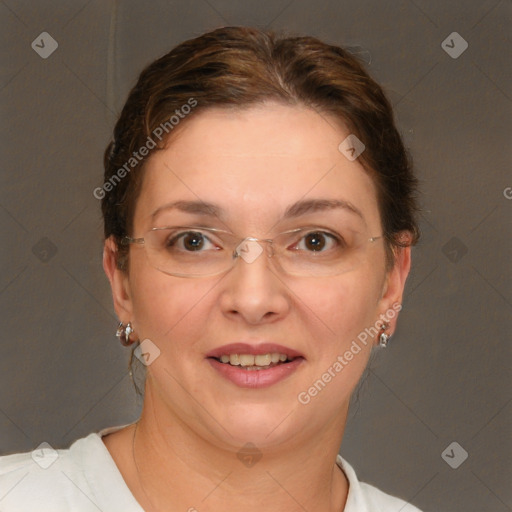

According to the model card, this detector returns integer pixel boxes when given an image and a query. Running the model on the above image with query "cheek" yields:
[128,254,217,350]
[290,274,383,410]
[294,271,382,339]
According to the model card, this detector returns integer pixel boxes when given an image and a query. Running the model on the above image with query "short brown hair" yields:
[102,26,420,270]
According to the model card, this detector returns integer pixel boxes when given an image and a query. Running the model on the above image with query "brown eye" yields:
[181,232,205,251]
[166,231,210,251]
[162,228,222,253]
[304,232,326,251]
[292,230,340,253]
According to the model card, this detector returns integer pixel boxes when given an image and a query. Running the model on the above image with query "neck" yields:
[129,384,350,512]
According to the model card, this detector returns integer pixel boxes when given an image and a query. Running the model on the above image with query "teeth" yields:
[217,353,291,367]
[255,354,272,366]
[239,354,255,367]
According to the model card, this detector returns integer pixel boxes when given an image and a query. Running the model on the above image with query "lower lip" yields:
[207,358,304,388]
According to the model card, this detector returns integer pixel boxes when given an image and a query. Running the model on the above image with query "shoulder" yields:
[0,436,87,511]
[337,455,423,512]
[0,426,142,512]
[0,434,106,511]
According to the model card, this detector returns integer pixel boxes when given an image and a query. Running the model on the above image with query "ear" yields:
[377,239,412,338]
[103,236,133,323]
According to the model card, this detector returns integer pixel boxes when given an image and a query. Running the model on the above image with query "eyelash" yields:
[165,229,345,252]
[290,231,342,251]
[166,231,217,250]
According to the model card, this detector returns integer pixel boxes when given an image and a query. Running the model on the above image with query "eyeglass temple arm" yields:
[121,236,145,245]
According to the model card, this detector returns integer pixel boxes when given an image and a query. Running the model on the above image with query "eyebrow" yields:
[150,198,363,221]
[283,199,363,220]
[151,200,221,219]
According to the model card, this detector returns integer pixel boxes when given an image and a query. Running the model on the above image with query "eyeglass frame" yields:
[121,225,383,278]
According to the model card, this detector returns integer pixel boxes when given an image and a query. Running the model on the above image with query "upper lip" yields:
[206,343,304,359]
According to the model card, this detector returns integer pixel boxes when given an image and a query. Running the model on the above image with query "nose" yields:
[218,240,291,325]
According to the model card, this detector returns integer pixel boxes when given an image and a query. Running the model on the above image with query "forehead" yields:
[135,103,380,231]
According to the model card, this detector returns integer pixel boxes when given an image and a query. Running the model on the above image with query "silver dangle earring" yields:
[116,322,136,346]
[379,324,391,348]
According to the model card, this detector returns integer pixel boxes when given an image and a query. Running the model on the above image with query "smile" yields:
[214,353,294,370]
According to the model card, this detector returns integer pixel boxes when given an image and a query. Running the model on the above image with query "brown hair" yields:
[102,26,420,271]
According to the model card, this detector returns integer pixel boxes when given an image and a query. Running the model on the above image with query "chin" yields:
[210,402,300,448]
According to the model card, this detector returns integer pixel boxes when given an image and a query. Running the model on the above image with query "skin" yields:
[103,102,411,512]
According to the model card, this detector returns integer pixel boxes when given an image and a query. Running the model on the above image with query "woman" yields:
[0,26,422,511]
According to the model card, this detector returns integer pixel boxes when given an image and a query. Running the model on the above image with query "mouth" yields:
[206,343,305,388]
[209,352,299,371]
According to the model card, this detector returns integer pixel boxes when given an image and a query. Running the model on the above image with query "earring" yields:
[379,323,391,348]
[116,322,136,346]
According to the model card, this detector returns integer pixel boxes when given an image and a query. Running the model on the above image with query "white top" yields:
[0,424,422,511]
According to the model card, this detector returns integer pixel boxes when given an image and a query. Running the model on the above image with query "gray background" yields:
[1,1,511,511]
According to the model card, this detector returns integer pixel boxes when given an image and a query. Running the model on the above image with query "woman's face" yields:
[108,103,409,450]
